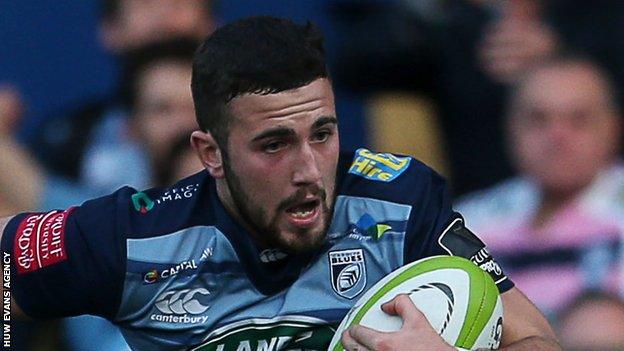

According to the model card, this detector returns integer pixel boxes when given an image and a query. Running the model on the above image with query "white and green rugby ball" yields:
[328,255,504,351]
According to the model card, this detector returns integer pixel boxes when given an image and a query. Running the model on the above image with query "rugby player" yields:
[0,16,560,351]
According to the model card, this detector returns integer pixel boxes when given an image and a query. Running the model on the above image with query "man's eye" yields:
[312,130,332,143]
[263,141,286,153]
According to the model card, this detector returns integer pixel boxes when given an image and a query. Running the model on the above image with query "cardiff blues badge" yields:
[329,249,367,299]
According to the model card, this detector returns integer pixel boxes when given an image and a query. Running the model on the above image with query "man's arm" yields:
[341,287,561,351]
[497,287,560,350]
[0,216,28,319]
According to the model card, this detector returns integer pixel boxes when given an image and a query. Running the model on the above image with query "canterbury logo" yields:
[155,288,210,315]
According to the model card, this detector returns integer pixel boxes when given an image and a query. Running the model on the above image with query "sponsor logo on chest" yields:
[143,259,200,284]
[151,288,211,324]
[189,317,335,351]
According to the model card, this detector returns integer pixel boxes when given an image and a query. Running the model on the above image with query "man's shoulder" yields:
[79,170,214,240]
[579,161,624,218]
[336,148,445,206]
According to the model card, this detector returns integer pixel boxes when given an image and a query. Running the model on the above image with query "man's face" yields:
[134,60,196,166]
[220,78,339,254]
[509,64,620,194]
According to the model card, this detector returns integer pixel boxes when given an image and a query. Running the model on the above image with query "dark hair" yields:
[122,37,200,113]
[191,16,329,148]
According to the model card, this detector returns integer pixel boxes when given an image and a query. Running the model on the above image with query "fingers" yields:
[347,324,385,351]
[342,295,447,351]
[381,294,425,327]
[341,328,372,351]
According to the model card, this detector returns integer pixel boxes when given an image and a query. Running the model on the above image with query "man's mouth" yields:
[284,199,321,227]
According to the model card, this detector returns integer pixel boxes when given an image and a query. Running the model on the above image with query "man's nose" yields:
[545,119,575,145]
[292,143,322,186]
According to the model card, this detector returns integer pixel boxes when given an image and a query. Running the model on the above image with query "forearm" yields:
[497,335,562,351]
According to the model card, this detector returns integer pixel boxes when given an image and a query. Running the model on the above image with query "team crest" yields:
[329,249,367,299]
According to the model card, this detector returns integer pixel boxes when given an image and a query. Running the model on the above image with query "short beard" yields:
[222,155,333,254]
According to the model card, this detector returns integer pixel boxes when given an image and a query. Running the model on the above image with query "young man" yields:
[1,17,559,351]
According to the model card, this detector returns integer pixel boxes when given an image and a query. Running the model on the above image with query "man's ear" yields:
[191,130,224,178]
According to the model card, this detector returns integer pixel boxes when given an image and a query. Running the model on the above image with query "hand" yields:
[341,294,455,351]
[478,18,558,84]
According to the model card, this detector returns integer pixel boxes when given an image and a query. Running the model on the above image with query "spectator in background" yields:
[81,38,200,193]
[332,0,624,196]
[0,87,38,216]
[62,38,201,351]
[1,36,204,216]
[0,2,210,343]
[34,0,213,181]
[456,57,624,319]
[0,86,60,351]
[0,37,203,351]
[159,133,204,187]
[556,291,624,351]
[100,0,213,52]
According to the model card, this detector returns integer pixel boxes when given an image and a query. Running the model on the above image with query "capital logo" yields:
[132,192,154,214]
[143,269,158,284]
[200,247,213,261]
[142,259,203,285]
[329,249,367,299]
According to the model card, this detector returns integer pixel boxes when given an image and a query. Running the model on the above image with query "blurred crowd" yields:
[1,0,624,350]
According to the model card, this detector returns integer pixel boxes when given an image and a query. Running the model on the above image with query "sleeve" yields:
[0,188,130,320]
[403,170,515,293]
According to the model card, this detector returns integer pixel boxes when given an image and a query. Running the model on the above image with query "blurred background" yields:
[1,0,624,350]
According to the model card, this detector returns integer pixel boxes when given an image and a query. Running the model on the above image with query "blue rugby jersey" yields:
[2,149,512,351]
